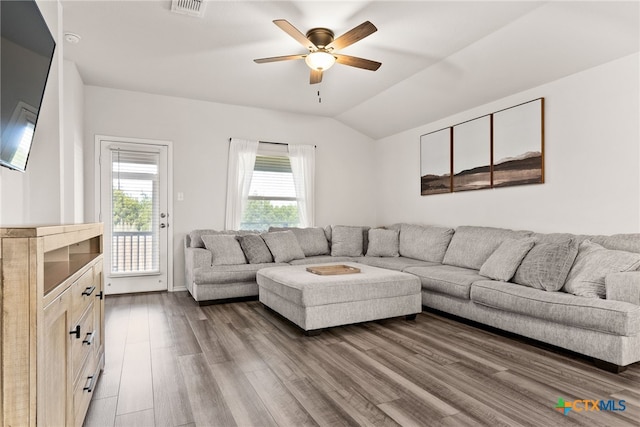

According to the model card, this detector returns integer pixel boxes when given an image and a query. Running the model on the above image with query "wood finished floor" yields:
[84,291,640,427]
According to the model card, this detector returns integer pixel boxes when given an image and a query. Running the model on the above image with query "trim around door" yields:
[94,134,176,292]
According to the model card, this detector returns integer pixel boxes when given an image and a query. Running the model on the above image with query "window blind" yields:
[248,155,296,201]
[110,149,160,273]
[241,154,299,230]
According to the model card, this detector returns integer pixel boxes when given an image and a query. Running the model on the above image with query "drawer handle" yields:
[83,375,95,393]
[83,331,95,346]
[69,325,81,339]
[82,286,96,297]
[96,291,104,300]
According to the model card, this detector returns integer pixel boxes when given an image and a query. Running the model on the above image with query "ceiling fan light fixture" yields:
[305,51,336,71]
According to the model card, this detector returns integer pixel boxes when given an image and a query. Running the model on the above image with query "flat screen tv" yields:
[1,0,56,172]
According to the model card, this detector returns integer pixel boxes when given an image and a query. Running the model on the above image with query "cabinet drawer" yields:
[72,350,99,427]
[71,266,96,321]
[70,303,95,383]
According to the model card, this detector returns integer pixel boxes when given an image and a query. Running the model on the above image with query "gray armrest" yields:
[606,272,640,305]
[184,247,212,287]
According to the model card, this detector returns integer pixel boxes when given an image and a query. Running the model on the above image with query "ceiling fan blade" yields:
[334,54,381,71]
[254,54,306,64]
[326,21,377,51]
[310,69,323,84]
[273,19,317,51]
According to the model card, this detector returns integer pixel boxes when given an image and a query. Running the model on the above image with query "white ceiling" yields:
[62,1,639,139]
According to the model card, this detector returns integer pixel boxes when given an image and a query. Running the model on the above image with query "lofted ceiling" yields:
[61,1,639,139]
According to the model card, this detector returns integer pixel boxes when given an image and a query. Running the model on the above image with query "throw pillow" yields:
[479,237,535,282]
[513,239,578,291]
[366,228,400,257]
[269,227,330,256]
[262,231,306,263]
[562,240,640,298]
[399,224,455,263]
[201,234,247,266]
[236,234,273,264]
[331,225,365,257]
[189,229,234,248]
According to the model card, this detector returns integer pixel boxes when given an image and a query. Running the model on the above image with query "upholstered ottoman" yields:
[256,262,422,334]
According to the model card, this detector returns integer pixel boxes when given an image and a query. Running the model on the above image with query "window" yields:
[225,139,314,231]
[240,154,300,230]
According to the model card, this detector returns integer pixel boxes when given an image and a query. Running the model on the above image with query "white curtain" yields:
[288,144,315,228]
[225,138,259,230]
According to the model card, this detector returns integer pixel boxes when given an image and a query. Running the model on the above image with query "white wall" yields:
[83,87,377,288]
[374,53,640,235]
[62,60,84,223]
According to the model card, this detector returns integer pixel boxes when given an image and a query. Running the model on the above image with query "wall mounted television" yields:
[1,0,56,172]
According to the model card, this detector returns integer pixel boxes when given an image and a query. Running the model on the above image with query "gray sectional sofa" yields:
[184,224,640,370]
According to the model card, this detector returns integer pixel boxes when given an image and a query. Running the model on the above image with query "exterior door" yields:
[99,139,169,294]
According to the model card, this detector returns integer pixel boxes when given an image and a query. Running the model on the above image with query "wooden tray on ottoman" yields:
[306,265,361,275]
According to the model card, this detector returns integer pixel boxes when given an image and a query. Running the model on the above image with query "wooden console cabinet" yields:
[0,223,104,427]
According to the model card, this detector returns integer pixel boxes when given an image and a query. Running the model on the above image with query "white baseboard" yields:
[170,286,187,292]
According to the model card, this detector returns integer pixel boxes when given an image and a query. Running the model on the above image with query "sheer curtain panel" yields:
[288,144,316,227]
[225,138,259,230]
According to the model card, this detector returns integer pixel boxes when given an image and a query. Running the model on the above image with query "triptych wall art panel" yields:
[420,98,544,196]
[452,115,492,192]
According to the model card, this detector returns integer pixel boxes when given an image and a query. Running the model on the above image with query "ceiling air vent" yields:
[171,0,206,18]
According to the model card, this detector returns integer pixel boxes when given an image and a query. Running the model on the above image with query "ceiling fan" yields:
[254,19,382,84]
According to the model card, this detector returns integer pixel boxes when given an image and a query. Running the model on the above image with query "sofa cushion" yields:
[479,238,535,282]
[366,228,400,257]
[193,263,289,285]
[331,225,367,257]
[563,240,640,298]
[269,227,330,256]
[589,234,640,253]
[606,272,640,305]
[202,234,247,266]
[399,224,454,263]
[262,231,306,263]
[471,280,640,336]
[404,264,485,300]
[236,234,273,264]
[442,226,532,270]
[356,256,439,271]
[531,232,640,254]
[513,239,578,291]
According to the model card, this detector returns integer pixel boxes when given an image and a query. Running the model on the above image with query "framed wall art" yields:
[420,128,451,195]
[452,115,491,192]
[492,98,544,187]
[419,97,544,196]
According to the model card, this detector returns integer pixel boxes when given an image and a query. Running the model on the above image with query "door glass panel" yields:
[110,149,160,274]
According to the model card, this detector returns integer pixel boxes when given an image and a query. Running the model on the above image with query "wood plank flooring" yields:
[84,292,640,427]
